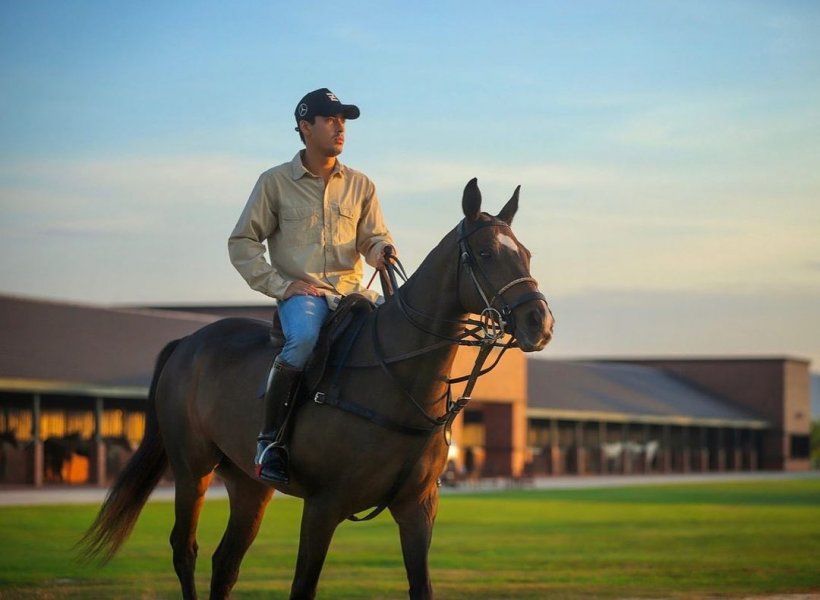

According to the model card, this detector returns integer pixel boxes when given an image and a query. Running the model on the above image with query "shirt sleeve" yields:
[228,173,292,299]
[356,180,396,267]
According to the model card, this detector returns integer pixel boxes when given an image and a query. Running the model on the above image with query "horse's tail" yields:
[78,338,181,563]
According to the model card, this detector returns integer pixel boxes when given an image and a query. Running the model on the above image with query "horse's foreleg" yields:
[209,463,273,600]
[390,491,439,600]
[170,471,214,600]
[290,497,343,600]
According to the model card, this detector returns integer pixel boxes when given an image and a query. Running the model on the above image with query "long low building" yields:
[0,294,812,486]
[524,359,809,476]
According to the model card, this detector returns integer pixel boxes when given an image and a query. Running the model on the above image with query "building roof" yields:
[0,294,788,429]
[527,359,769,428]
[145,304,274,322]
[0,295,232,393]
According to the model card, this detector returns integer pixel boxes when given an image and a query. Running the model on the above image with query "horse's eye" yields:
[478,249,492,259]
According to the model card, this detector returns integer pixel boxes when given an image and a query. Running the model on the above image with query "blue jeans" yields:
[277,295,331,369]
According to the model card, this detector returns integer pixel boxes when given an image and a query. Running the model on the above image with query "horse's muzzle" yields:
[514,303,554,352]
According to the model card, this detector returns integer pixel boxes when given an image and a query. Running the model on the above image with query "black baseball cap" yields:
[294,88,360,129]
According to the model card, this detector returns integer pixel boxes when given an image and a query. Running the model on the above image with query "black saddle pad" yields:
[304,294,375,391]
[259,294,375,397]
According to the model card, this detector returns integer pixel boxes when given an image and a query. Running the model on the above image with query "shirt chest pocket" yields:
[332,202,358,245]
[280,205,321,246]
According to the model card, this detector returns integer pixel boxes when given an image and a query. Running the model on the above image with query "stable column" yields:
[680,427,691,473]
[661,425,671,473]
[621,423,631,474]
[549,419,562,475]
[31,394,43,487]
[92,397,106,486]
[574,422,586,475]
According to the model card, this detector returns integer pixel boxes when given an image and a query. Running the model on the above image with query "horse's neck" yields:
[374,232,467,401]
[405,228,466,323]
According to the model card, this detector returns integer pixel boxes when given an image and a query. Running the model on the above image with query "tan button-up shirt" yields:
[228,151,394,304]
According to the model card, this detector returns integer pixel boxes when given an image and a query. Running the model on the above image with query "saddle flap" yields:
[303,294,376,391]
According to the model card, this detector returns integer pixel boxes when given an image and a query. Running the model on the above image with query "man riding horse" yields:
[228,88,396,484]
[84,177,553,599]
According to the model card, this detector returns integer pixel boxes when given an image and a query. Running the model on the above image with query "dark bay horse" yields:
[81,179,554,599]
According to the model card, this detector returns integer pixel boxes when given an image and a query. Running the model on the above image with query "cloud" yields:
[608,92,820,153]
[39,217,155,238]
[1,151,818,309]
[370,158,685,205]
[545,286,820,368]
[0,155,261,207]
[0,155,268,238]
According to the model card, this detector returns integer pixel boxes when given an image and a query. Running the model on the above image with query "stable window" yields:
[790,434,810,459]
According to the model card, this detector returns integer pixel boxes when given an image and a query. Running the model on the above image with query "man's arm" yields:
[356,182,396,268]
[228,174,291,299]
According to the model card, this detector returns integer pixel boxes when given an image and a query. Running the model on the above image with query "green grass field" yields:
[1,479,819,599]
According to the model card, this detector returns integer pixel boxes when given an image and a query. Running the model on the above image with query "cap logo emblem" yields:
[325,92,339,102]
[298,103,308,117]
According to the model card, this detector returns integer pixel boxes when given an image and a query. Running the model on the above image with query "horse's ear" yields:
[497,185,520,225]
[462,178,482,222]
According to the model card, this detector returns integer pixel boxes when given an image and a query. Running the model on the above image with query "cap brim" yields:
[315,104,360,120]
[340,104,360,119]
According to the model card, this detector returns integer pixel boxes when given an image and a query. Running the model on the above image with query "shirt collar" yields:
[290,151,346,180]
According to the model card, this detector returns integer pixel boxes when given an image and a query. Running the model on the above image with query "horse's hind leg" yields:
[210,461,273,600]
[290,496,344,600]
[171,470,214,600]
[390,492,439,600]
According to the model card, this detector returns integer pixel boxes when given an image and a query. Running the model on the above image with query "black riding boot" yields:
[255,357,301,483]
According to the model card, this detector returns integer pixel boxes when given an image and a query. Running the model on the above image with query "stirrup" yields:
[255,434,275,460]
[255,438,289,484]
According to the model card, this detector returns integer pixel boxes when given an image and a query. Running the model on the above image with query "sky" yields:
[1,1,819,370]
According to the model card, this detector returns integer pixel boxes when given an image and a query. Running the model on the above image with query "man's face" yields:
[302,114,346,157]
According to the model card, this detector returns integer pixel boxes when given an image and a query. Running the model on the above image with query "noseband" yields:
[456,219,548,341]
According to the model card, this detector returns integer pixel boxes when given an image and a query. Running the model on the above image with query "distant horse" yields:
[0,431,19,481]
[44,432,133,483]
[44,432,82,482]
[81,179,554,599]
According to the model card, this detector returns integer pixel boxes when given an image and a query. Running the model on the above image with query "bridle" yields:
[373,216,549,428]
[322,216,551,522]
[455,218,548,342]
[381,217,548,351]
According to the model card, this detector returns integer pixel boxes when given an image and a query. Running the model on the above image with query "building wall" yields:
[448,346,528,477]
[784,360,812,470]
[525,417,764,477]
[451,345,526,403]
[623,358,810,470]
[3,351,808,486]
